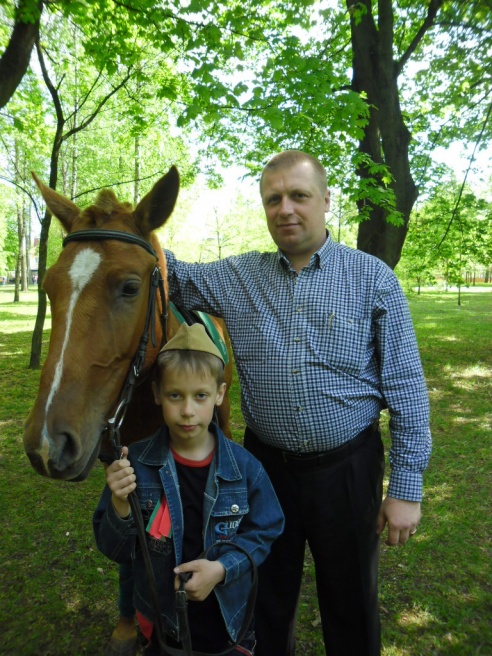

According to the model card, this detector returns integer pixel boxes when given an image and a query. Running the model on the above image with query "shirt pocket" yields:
[313,313,372,375]
[210,489,250,541]
[231,312,279,363]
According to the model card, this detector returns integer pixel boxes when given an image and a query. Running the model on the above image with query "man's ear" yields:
[151,380,161,405]
[324,188,331,213]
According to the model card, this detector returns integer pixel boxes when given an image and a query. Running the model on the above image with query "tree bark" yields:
[0,0,43,108]
[29,39,64,369]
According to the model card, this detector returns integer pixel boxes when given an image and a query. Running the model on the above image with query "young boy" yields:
[93,323,284,655]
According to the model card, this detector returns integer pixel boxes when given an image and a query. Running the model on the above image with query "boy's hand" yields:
[174,559,226,601]
[105,446,136,518]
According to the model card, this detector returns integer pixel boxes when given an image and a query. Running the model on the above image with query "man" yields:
[165,150,431,655]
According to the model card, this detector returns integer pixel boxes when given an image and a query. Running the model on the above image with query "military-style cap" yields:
[160,323,225,365]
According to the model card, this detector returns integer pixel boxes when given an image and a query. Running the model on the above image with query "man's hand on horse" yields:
[174,559,226,602]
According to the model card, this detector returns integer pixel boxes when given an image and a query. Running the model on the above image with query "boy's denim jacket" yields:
[93,424,284,643]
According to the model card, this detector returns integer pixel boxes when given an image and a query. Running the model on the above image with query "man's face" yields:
[261,161,330,270]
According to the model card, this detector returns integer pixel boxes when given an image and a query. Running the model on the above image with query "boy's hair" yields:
[260,150,328,194]
[155,349,225,388]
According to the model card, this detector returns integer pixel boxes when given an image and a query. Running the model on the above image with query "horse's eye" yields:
[122,280,141,297]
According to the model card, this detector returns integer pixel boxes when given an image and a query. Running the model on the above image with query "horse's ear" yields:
[32,172,81,232]
[134,166,180,233]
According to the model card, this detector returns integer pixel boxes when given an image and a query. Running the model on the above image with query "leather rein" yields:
[62,229,257,656]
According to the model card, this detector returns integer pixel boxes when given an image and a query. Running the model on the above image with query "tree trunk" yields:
[29,123,63,368]
[134,134,141,204]
[0,0,43,108]
[29,206,50,368]
[21,192,30,291]
[29,144,61,368]
[29,35,132,367]
[14,144,28,294]
[347,0,440,269]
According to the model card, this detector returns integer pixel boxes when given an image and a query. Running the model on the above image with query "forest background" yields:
[0,1,491,654]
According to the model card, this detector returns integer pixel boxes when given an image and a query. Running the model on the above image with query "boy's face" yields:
[152,367,226,450]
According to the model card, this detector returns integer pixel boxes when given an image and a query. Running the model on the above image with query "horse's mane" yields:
[94,189,133,215]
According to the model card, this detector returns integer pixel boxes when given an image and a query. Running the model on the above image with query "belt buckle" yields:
[281,450,304,464]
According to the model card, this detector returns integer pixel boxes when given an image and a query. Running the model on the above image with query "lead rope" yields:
[106,264,170,655]
[164,543,258,656]
[110,422,257,656]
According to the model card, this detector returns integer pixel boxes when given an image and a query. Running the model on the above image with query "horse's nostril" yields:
[49,432,79,472]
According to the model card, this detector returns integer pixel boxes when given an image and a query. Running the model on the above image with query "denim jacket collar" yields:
[137,423,243,483]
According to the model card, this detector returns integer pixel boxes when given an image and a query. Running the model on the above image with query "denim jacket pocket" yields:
[210,489,249,541]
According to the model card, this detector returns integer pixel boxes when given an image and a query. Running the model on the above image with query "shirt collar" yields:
[277,231,334,271]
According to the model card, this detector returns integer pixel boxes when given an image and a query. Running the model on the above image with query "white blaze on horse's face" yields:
[40,248,102,462]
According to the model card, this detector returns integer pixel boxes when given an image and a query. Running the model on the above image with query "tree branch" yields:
[0,175,43,222]
[111,0,270,45]
[63,69,133,141]
[72,167,174,201]
[437,100,492,251]
[36,37,64,129]
[396,0,445,75]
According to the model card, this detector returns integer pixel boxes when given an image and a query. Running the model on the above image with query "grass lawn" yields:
[0,286,490,655]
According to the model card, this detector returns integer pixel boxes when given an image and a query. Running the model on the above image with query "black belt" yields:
[247,420,380,471]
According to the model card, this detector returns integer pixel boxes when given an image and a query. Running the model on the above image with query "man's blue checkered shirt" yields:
[165,236,431,502]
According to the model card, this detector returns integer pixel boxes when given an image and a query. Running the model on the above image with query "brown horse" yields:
[23,166,232,481]
[23,167,233,653]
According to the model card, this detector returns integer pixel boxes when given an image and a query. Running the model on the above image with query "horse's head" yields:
[23,167,179,481]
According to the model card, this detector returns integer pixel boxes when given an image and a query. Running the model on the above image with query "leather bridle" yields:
[63,229,168,456]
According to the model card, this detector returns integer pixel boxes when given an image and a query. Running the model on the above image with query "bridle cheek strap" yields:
[62,229,167,458]
[107,264,166,458]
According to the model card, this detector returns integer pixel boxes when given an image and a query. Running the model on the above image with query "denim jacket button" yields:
[146,500,153,508]
[231,504,239,513]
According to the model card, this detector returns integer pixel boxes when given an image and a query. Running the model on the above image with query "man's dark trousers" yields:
[244,425,384,656]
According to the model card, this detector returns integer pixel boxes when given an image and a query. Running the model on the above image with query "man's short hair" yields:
[260,150,328,193]
[155,349,225,388]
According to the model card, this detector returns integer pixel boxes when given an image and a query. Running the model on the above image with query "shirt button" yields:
[294,337,300,343]
[296,406,302,412]
[296,306,302,313]
[293,369,299,375]
[231,504,239,514]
